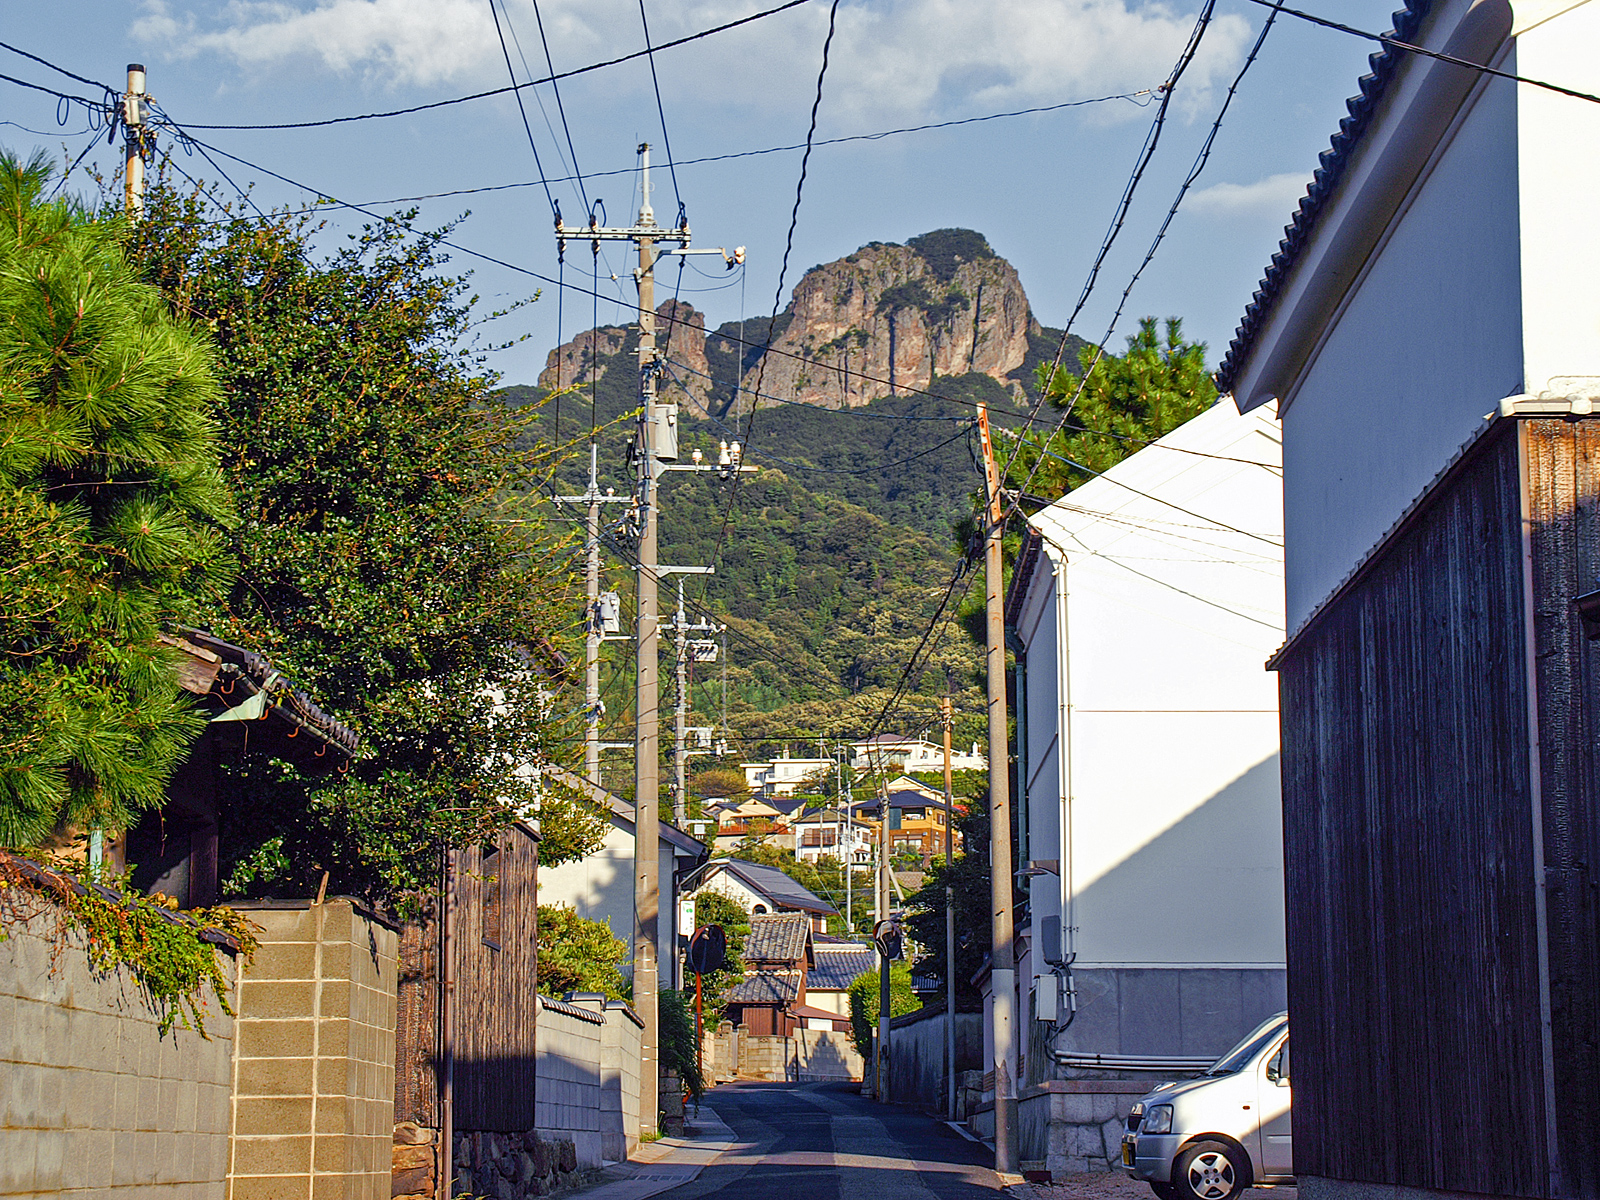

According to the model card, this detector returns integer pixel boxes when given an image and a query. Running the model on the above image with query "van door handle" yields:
[1242,1105,1251,1110]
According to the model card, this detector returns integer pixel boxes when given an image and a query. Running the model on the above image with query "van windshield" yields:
[1204,1017,1287,1077]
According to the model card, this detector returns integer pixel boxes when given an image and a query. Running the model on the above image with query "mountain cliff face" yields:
[538,229,1040,419]
[740,230,1035,412]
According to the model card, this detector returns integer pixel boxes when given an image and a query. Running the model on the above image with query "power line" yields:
[525,0,590,213]
[165,0,820,131]
[699,0,841,606]
[637,0,682,217]
[0,39,113,93]
[995,2,1218,500]
[1245,0,1600,106]
[1011,0,1276,514]
[487,0,558,218]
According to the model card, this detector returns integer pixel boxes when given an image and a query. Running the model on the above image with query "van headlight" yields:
[1141,1104,1173,1135]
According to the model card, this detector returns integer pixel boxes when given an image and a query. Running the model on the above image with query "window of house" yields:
[481,842,502,950]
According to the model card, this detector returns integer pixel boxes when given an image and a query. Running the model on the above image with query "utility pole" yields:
[672,581,722,825]
[555,147,742,1139]
[941,695,957,1120]
[124,64,147,220]
[877,761,892,1100]
[978,405,1018,1174]
[556,448,630,784]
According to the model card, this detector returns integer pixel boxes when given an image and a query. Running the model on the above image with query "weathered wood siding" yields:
[1277,420,1549,1196]
[393,825,540,1133]
[1524,419,1600,1198]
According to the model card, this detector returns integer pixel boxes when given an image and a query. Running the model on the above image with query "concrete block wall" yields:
[593,998,642,1163]
[885,1006,983,1112]
[228,900,398,1200]
[534,996,604,1168]
[793,1029,863,1082]
[0,904,238,1199]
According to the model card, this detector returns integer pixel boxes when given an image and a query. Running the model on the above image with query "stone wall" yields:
[227,899,398,1200]
[595,998,643,1162]
[885,1005,984,1112]
[0,902,238,1199]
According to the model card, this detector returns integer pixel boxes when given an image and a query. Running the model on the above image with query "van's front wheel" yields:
[1172,1141,1247,1200]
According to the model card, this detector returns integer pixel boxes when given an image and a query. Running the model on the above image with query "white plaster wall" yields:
[537,820,685,988]
[1516,2,1600,398]
[1020,403,1286,972]
[1280,71,1523,627]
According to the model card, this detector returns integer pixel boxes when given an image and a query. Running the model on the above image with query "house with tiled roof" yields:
[723,912,816,1036]
[1215,3,1600,1198]
[683,858,838,934]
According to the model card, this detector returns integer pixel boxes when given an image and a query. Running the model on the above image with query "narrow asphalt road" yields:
[667,1081,1009,1200]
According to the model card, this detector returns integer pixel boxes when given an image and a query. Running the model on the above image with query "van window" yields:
[1206,1020,1287,1076]
[1266,1039,1290,1084]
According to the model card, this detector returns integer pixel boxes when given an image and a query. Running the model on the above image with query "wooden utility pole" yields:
[977,405,1018,1174]
[941,696,957,1120]
[124,64,146,220]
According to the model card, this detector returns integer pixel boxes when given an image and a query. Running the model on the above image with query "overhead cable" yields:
[162,0,820,131]
[1244,0,1600,106]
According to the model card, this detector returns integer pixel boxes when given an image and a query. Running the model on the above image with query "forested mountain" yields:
[507,231,1096,784]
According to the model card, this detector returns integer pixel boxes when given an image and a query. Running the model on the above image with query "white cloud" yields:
[1185,171,1308,217]
[134,0,1254,120]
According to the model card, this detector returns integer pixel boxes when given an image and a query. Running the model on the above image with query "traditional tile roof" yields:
[725,970,801,1005]
[744,912,812,963]
[809,945,878,991]
[1214,0,1433,395]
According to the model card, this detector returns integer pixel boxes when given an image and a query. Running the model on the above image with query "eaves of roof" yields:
[546,765,709,858]
[1213,0,1434,395]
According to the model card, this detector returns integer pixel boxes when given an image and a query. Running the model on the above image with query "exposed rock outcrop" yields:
[739,230,1035,412]
[537,230,1040,418]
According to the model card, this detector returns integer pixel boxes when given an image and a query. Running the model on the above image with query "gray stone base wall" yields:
[1018,1080,1150,1176]
[451,1130,593,1199]
[1055,967,1286,1060]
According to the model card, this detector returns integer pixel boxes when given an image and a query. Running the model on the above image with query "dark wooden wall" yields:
[393,825,540,1133]
[1525,419,1600,1199]
[1277,420,1549,1196]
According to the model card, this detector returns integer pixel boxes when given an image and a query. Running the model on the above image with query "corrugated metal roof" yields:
[717,858,837,915]
[725,970,801,1005]
[809,945,878,991]
[744,912,811,962]
[1214,1,1434,395]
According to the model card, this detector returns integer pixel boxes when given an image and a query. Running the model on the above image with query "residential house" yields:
[1216,4,1600,1198]
[849,734,985,776]
[722,912,818,1036]
[742,754,834,798]
[537,769,708,990]
[804,943,878,1027]
[852,775,963,866]
[1002,397,1286,1174]
[708,795,792,853]
[789,807,875,867]
[684,858,837,934]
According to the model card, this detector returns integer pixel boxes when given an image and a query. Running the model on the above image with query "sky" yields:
[4,0,1409,392]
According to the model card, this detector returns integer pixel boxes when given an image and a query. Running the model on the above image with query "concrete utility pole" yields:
[672,581,723,825]
[556,446,631,784]
[977,405,1019,1174]
[124,64,146,220]
[555,148,742,1138]
[877,763,892,1099]
[941,696,957,1120]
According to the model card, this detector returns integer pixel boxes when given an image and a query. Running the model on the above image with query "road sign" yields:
[687,924,727,976]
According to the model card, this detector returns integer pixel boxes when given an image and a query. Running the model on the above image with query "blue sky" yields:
[5,0,1406,388]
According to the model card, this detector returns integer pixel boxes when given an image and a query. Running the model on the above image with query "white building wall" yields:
[1017,402,1287,1062]
[1280,70,1523,627]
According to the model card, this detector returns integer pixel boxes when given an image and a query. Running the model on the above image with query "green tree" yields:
[847,961,921,1061]
[536,905,629,1000]
[1008,316,1215,500]
[689,889,748,1009]
[127,178,606,907]
[0,150,234,849]
[659,988,705,1101]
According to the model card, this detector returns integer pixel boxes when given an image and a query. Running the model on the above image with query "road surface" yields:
[668,1081,1008,1200]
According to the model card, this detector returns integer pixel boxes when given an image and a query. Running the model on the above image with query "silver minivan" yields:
[1120,1013,1291,1200]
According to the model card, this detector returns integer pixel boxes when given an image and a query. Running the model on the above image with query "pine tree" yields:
[0,150,233,849]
